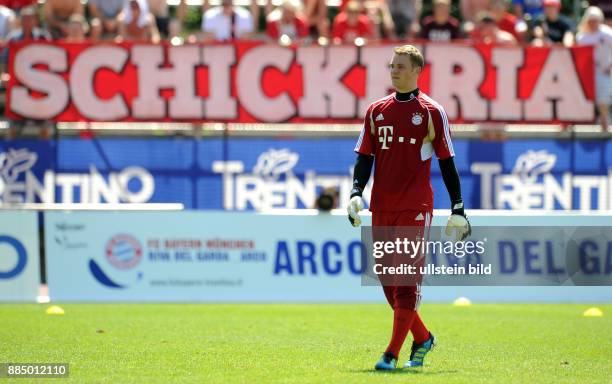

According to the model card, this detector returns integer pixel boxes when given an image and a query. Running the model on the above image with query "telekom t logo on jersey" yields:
[378,126,393,149]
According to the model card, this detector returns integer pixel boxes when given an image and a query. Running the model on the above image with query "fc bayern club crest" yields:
[105,234,142,270]
[412,113,423,125]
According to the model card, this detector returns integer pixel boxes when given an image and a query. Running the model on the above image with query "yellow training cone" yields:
[46,305,65,315]
[453,297,472,307]
[583,307,603,317]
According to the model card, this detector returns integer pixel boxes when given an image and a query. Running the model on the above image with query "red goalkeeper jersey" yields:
[354,90,454,212]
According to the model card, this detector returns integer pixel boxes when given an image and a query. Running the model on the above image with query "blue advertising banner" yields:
[0,211,40,302]
[1,138,611,210]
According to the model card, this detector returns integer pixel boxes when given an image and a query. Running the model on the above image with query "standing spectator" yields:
[532,0,573,46]
[43,0,84,40]
[332,1,373,43]
[387,0,421,38]
[472,11,516,44]
[118,0,160,42]
[148,0,186,39]
[201,0,253,41]
[420,0,461,42]
[266,0,308,43]
[88,0,124,40]
[0,0,36,13]
[490,0,526,42]
[576,6,612,132]
[512,0,543,20]
[0,5,15,42]
[65,13,88,41]
[304,0,329,39]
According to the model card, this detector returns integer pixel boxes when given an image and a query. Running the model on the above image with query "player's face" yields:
[389,54,419,92]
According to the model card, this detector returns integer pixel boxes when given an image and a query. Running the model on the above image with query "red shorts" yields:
[373,209,432,310]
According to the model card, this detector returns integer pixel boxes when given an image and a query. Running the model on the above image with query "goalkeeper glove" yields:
[445,200,471,241]
[347,187,364,227]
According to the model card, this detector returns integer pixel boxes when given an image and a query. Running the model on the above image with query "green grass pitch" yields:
[1,303,611,383]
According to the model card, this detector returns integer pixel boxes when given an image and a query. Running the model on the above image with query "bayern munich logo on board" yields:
[105,234,143,270]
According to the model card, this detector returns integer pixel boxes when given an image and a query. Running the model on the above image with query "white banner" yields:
[44,211,612,302]
[0,211,39,302]
[45,211,381,302]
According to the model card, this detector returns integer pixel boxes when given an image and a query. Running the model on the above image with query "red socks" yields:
[385,308,416,358]
[411,312,430,344]
[385,309,430,358]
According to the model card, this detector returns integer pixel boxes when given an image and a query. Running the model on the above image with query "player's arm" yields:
[439,156,471,240]
[348,105,375,227]
[348,154,373,227]
[429,105,471,240]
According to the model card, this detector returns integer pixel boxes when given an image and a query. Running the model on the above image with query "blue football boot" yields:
[403,333,436,368]
[374,351,398,371]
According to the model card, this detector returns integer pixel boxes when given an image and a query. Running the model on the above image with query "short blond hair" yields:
[393,45,425,70]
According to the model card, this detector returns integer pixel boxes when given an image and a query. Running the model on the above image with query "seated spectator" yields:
[0,4,13,104]
[4,6,50,42]
[0,0,36,13]
[3,6,52,140]
[338,0,395,39]
[118,0,160,42]
[3,6,50,71]
[576,6,612,131]
[2,6,49,74]
[531,0,573,46]
[512,0,543,21]
[460,0,490,23]
[88,0,124,40]
[0,5,15,43]
[148,0,186,39]
[304,0,329,39]
[266,0,308,43]
[201,0,253,41]
[44,0,84,40]
[472,11,516,44]
[472,10,515,140]
[332,1,373,44]
[532,0,574,47]
[387,0,420,38]
[588,1,612,26]
[490,0,526,42]
[65,13,88,42]
[420,0,461,42]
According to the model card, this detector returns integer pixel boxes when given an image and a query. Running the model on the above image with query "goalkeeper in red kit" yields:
[347,45,471,370]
